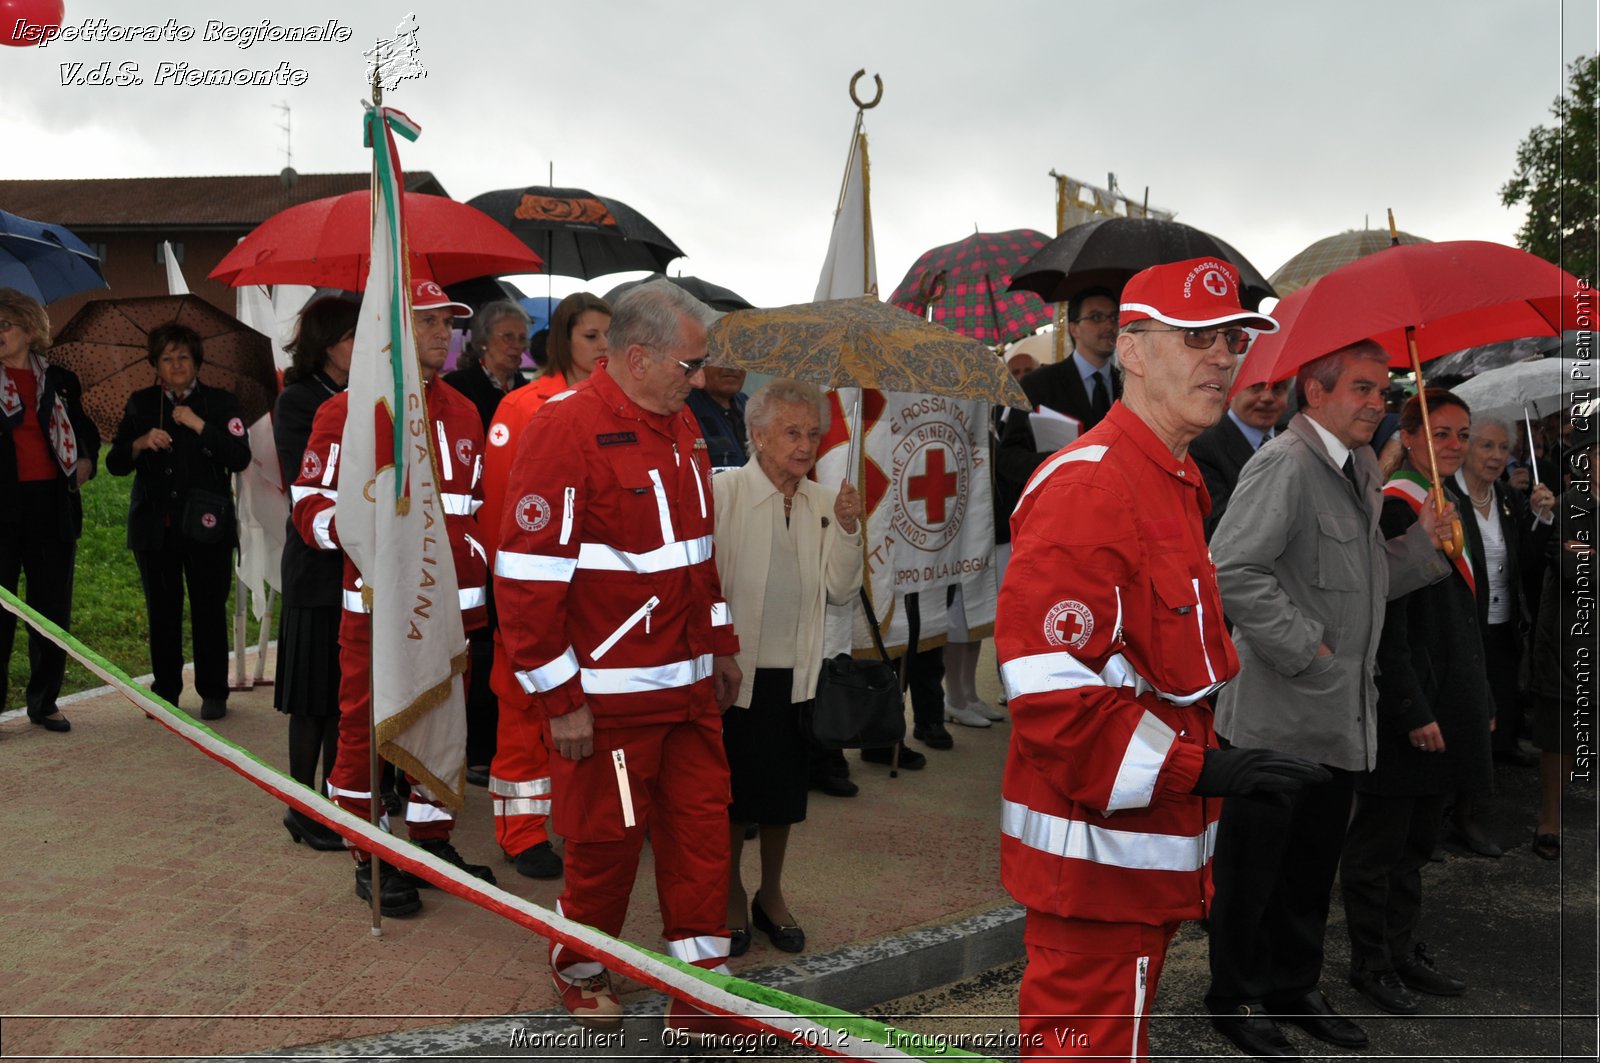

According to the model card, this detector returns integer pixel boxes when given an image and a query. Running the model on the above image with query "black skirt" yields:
[723,667,809,825]
[273,603,342,718]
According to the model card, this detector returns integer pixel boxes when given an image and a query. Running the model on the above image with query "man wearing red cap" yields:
[292,278,496,916]
[996,258,1329,1060]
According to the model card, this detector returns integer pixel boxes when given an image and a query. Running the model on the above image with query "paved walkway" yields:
[1,645,1018,1061]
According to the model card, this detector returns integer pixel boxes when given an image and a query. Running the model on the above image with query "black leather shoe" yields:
[465,765,490,787]
[409,838,496,888]
[1396,943,1466,996]
[1446,817,1503,858]
[1349,967,1420,1014]
[809,774,859,798]
[1210,1006,1300,1059]
[200,697,227,721]
[1266,989,1368,1048]
[752,897,805,953]
[355,860,421,916]
[729,926,751,958]
[31,713,70,733]
[1494,745,1539,767]
[860,744,926,770]
[511,841,563,879]
[283,807,346,852]
[912,722,954,750]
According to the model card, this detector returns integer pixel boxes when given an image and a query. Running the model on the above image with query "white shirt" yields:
[1304,415,1353,470]
[1228,408,1272,451]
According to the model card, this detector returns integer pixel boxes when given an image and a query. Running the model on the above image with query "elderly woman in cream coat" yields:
[714,378,862,957]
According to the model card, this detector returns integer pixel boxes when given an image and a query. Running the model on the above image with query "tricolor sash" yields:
[1383,468,1474,596]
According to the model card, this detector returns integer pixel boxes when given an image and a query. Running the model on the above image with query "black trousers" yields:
[1206,766,1356,1010]
[901,591,946,727]
[133,530,234,703]
[1484,622,1522,755]
[464,627,497,767]
[1339,791,1448,973]
[0,513,76,720]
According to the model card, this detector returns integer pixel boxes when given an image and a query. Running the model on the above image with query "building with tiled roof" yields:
[0,169,447,326]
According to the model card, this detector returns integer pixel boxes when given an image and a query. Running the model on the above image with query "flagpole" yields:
[1052,172,1068,365]
[366,69,386,938]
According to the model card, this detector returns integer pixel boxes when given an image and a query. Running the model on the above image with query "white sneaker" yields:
[969,698,1005,722]
[945,702,992,728]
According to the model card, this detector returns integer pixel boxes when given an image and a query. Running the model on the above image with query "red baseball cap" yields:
[1119,257,1277,332]
[410,278,472,318]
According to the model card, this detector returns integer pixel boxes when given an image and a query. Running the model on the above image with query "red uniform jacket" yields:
[996,401,1239,926]
[289,377,488,633]
[493,370,738,725]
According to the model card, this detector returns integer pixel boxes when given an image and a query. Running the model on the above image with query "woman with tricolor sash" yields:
[1339,389,1490,1009]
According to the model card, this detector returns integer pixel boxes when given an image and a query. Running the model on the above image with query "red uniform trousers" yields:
[488,629,554,859]
[548,711,732,982]
[1019,910,1180,1062]
[328,612,457,862]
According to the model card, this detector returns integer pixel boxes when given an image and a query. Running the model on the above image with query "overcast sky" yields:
[2,0,1595,308]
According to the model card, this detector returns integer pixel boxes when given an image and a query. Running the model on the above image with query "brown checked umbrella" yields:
[49,295,278,439]
[1268,227,1430,297]
[706,296,1029,410]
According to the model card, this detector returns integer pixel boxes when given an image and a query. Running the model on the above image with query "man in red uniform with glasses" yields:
[495,281,741,1037]
[996,258,1329,1061]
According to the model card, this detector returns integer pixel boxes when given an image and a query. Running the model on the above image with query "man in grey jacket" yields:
[1204,341,1454,1060]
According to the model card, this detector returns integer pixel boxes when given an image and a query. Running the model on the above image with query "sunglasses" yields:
[672,357,709,377]
[1132,325,1252,355]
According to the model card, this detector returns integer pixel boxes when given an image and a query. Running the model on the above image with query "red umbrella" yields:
[889,229,1057,345]
[209,191,542,291]
[1233,240,1580,391]
[1232,238,1582,559]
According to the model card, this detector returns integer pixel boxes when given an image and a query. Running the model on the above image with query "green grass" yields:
[5,471,268,707]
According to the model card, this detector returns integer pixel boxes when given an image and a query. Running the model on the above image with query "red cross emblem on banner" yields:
[906,446,958,524]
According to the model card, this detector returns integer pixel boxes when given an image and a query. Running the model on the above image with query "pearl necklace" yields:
[1469,485,1493,510]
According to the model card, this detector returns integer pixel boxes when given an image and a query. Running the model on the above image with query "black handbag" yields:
[804,588,906,750]
[180,487,232,544]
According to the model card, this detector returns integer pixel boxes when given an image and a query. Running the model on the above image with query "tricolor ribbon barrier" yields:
[0,585,1000,1063]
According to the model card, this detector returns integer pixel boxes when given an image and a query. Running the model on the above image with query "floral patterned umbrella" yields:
[889,229,1056,345]
[706,296,1028,410]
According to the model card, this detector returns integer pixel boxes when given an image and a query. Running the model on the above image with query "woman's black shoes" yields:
[729,926,751,957]
[31,713,70,732]
[283,807,347,851]
[752,897,805,953]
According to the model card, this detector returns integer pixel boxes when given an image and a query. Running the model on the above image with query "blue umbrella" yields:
[0,209,108,304]
[517,295,559,334]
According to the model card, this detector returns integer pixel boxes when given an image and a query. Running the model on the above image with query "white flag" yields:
[335,105,468,807]
[815,128,878,301]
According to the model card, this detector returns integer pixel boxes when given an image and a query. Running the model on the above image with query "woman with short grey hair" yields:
[712,377,861,956]
[446,300,531,430]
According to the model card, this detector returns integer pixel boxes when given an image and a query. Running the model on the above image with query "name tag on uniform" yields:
[597,431,637,447]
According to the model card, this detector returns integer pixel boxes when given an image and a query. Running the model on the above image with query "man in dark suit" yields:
[1190,379,1289,539]
[996,287,1122,510]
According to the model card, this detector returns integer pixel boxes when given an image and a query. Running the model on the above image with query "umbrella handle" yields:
[1407,327,1464,560]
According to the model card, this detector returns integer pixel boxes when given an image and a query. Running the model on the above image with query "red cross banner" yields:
[817,388,997,656]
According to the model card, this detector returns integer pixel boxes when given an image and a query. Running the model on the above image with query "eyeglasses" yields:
[1072,311,1119,325]
[1130,325,1252,355]
[0,320,16,333]
[673,357,709,377]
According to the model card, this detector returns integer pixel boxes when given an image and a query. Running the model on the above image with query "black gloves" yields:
[1192,746,1332,798]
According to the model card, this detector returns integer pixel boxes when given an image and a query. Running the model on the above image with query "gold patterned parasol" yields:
[706,296,1029,410]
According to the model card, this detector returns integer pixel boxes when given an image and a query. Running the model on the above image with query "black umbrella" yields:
[1008,217,1276,310]
[465,186,684,280]
[603,273,754,312]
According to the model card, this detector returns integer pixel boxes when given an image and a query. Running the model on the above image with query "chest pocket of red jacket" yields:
[610,452,675,546]
[1147,558,1219,694]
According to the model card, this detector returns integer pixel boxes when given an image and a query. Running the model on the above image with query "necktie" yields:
[1089,372,1110,420]
[1341,454,1359,489]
